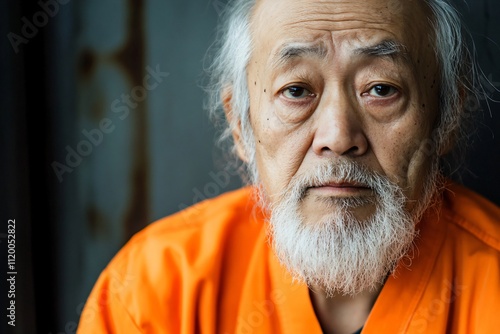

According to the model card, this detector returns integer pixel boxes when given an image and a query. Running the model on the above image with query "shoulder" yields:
[111,186,261,277]
[79,186,265,331]
[426,182,500,330]
[127,186,258,247]
[440,182,500,252]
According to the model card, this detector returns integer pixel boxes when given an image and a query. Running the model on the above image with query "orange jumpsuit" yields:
[78,183,500,333]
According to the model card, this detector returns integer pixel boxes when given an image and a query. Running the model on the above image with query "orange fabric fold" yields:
[78,183,500,333]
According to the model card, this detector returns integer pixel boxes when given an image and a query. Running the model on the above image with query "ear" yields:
[222,87,250,163]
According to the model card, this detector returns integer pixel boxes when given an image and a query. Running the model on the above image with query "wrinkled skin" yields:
[237,0,440,222]
[228,0,442,332]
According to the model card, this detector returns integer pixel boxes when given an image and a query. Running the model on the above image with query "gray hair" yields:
[205,0,257,183]
[205,0,482,183]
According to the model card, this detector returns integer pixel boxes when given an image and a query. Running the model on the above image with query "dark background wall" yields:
[1,0,498,333]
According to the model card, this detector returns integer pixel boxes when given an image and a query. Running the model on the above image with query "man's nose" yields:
[311,90,368,158]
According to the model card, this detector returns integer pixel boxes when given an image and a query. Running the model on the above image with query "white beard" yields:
[266,159,438,296]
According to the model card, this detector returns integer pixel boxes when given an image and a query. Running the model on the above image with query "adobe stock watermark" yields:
[7,0,72,54]
[51,65,169,183]
[405,72,500,166]
[225,271,302,334]
[232,291,283,334]
[408,277,467,333]
[176,161,244,223]
[178,163,240,207]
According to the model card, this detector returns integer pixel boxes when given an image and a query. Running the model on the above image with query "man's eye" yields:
[282,86,312,99]
[368,85,398,97]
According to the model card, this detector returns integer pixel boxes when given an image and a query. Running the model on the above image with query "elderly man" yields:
[78,0,500,333]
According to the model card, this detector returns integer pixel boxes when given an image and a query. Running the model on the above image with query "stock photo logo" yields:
[51,65,169,183]
[7,0,72,54]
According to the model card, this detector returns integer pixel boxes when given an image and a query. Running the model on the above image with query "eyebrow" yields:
[270,39,411,70]
[271,43,328,69]
[354,40,410,63]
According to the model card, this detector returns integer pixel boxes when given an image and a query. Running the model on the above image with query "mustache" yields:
[287,159,393,200]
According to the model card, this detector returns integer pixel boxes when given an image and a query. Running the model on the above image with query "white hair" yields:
[424,0,481,172]
[205,0,482,183]
[205,0,257,183]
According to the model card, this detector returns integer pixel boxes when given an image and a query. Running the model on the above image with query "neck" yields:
[309,283,384,334]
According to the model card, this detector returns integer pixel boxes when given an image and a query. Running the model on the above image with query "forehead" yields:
[250,0,433,65]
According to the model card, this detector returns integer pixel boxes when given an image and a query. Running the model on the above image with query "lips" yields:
[311,181,371,189]
[307,181,373,197]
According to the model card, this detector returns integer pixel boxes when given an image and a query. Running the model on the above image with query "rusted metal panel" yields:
[76,0,149,244]
[73,4,150,328]
[114,0,150,239]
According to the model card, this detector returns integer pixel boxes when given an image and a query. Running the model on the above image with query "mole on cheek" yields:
[264,89,266,93]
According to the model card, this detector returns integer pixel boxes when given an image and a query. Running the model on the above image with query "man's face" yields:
[245,0,440,219]
[235,0,443,294]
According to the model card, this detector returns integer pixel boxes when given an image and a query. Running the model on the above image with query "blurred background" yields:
[1,0,499,333]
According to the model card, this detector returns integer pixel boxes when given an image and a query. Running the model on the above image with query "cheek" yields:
[370,111,435,189]
[250,102,312,198]
[372,134,415,185]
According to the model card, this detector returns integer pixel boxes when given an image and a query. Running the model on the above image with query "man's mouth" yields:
[308,182,373,197]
